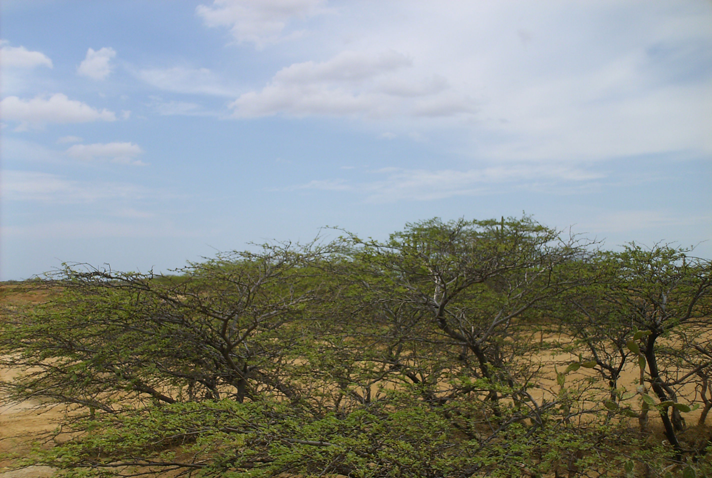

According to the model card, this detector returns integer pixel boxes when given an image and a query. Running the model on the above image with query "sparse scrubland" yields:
[1,217,711,477]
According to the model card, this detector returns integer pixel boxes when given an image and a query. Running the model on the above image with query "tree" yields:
[338,217,593,418]
[2,221,710,477]
[0,241,334,412]
[564,244,712,452]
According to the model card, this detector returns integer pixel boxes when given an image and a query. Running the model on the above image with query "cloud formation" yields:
[77,47,116,80]
[230,1,712,160]
[136,67,236,96]
[1,94,116,127]
[2,170,143,203]
[57,136,83,144]
[274,50,412,83]
[0,41,53,68]
[197,0,327,47]
[294,163,604,203]
[230,50,475,118]
[149,99,215,116]
[66,142,145,165]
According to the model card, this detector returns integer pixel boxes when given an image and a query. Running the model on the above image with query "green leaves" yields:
[564,362,581,374]
[682,466,697,478]
[2,219,710,477]
[641,394,656,406]
[626,340,640,355]
[633,330,651,341]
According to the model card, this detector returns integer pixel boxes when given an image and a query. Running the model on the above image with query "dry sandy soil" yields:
[0,285,60,477]
[0,386,58,477]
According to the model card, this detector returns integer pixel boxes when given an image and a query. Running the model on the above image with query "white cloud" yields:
[57,136,83,144]
[196,0,328,47]
[362,165,604,202]
[0,94,116,127]
[375,75,448,97]
[232,86,380,117]
[475,81,712,162]
[136,67,236,96]
[221,1,707,160]
[290,163,604,203]
[1,137,64,165]
[66,142,145,165]
[1,220,197,239]
[0,41,53,96]
[293,179,352,191]
[1,170,143,203]
[2,171,79,202]
[435,2,712,161]
[230,50,474,118]
[412,93,478,117]
[273,50,412,83]
[0,41,53,68]
[77,47,116,80]
[149,99,216,116]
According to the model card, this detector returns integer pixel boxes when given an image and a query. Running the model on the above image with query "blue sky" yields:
[1,0,711,280]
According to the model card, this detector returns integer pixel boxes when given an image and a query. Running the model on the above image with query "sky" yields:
[1,0,711,280]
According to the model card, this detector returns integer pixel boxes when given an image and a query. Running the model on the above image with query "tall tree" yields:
[572,244,712,451]
[0,241,331,412]
[341,217,592,415]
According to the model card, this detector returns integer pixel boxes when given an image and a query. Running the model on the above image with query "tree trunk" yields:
[645,335,681,454]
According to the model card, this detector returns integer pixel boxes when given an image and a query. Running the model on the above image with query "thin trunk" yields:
[645,335,681,454]
[698,375,711,427]
[637,362,649,432]
[236,378,247,403]
[470,342,502,417]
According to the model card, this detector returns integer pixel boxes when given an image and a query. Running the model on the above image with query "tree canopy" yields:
[1,217,710,477]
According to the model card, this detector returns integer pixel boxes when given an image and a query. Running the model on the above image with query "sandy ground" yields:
[0,285,59,476]
[0,467,55,478]
[0,362,61,476]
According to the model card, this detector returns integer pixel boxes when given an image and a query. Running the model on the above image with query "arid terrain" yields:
[1,281,710,477]
[1,285,60,477]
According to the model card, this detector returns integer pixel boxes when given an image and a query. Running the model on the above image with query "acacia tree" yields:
[557,255,643,424]
[567,244,712,452]
[339,217,593,416]
[686,340,712,426]
[0,241,334,413]
[2,221,710,477]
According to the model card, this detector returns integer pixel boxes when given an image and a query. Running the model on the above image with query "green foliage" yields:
[1,217,711,477]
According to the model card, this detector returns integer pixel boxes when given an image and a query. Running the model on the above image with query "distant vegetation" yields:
[1,217,711,477]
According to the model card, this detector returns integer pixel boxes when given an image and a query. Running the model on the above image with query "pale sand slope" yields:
[0,361,61,477]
